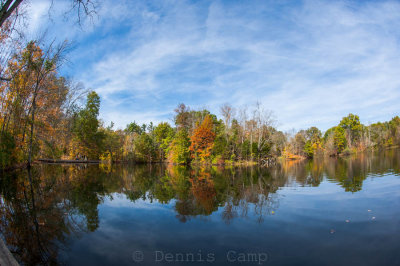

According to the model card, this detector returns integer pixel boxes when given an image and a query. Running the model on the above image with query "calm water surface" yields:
[1,149,400,265]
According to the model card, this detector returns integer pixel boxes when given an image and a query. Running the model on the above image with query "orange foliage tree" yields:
[189,115,215,161]
[190,170,216,215]
[0,41,69,167]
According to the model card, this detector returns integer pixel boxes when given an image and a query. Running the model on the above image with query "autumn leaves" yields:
[189,115,216,162]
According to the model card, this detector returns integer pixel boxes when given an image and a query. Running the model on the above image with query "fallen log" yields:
[37,159,100,164]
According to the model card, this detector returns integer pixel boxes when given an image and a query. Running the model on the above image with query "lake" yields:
[1,149,399,265]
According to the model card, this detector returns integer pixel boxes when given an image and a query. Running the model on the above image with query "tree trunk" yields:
[28,96,36,167]
[0,0,23,28]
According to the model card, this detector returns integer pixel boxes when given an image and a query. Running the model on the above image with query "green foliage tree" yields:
[339,113,363,146]
[333,126,346,154]
[125,121,142,134]
[72,91,103,159]
[306,127,322,143]
[369,122,388,146]
[168,129,190,164]
[101,122,123,162]
[304,141,314,158]
[134,133,157,162]
[303,127,322,158]
[212,134,228,163]
[154,122,174,160]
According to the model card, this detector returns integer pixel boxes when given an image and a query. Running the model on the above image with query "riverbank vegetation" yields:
[1,42,399,170]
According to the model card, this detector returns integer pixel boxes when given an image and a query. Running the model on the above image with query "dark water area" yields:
[1,149,400,266]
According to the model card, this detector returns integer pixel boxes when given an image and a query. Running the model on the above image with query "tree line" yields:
[1,39,399,169]
[1,41,399,170]
[103,103,400,165]
[1,2,399,169]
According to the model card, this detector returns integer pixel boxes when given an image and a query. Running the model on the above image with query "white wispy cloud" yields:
[29,0,400,131]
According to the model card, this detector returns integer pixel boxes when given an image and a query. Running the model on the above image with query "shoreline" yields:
[1,145,399,171]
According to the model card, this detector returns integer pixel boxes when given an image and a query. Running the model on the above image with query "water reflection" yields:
[0,149,399,265]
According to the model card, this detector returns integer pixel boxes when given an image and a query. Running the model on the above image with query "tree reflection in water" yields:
[0,148,399,264]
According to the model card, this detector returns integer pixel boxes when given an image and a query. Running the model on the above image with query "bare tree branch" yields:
[0,0,23,28]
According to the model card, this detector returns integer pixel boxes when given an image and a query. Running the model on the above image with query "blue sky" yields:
[27,0,400,131]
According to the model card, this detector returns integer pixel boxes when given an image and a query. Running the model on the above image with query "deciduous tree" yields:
[189,115,215,162]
